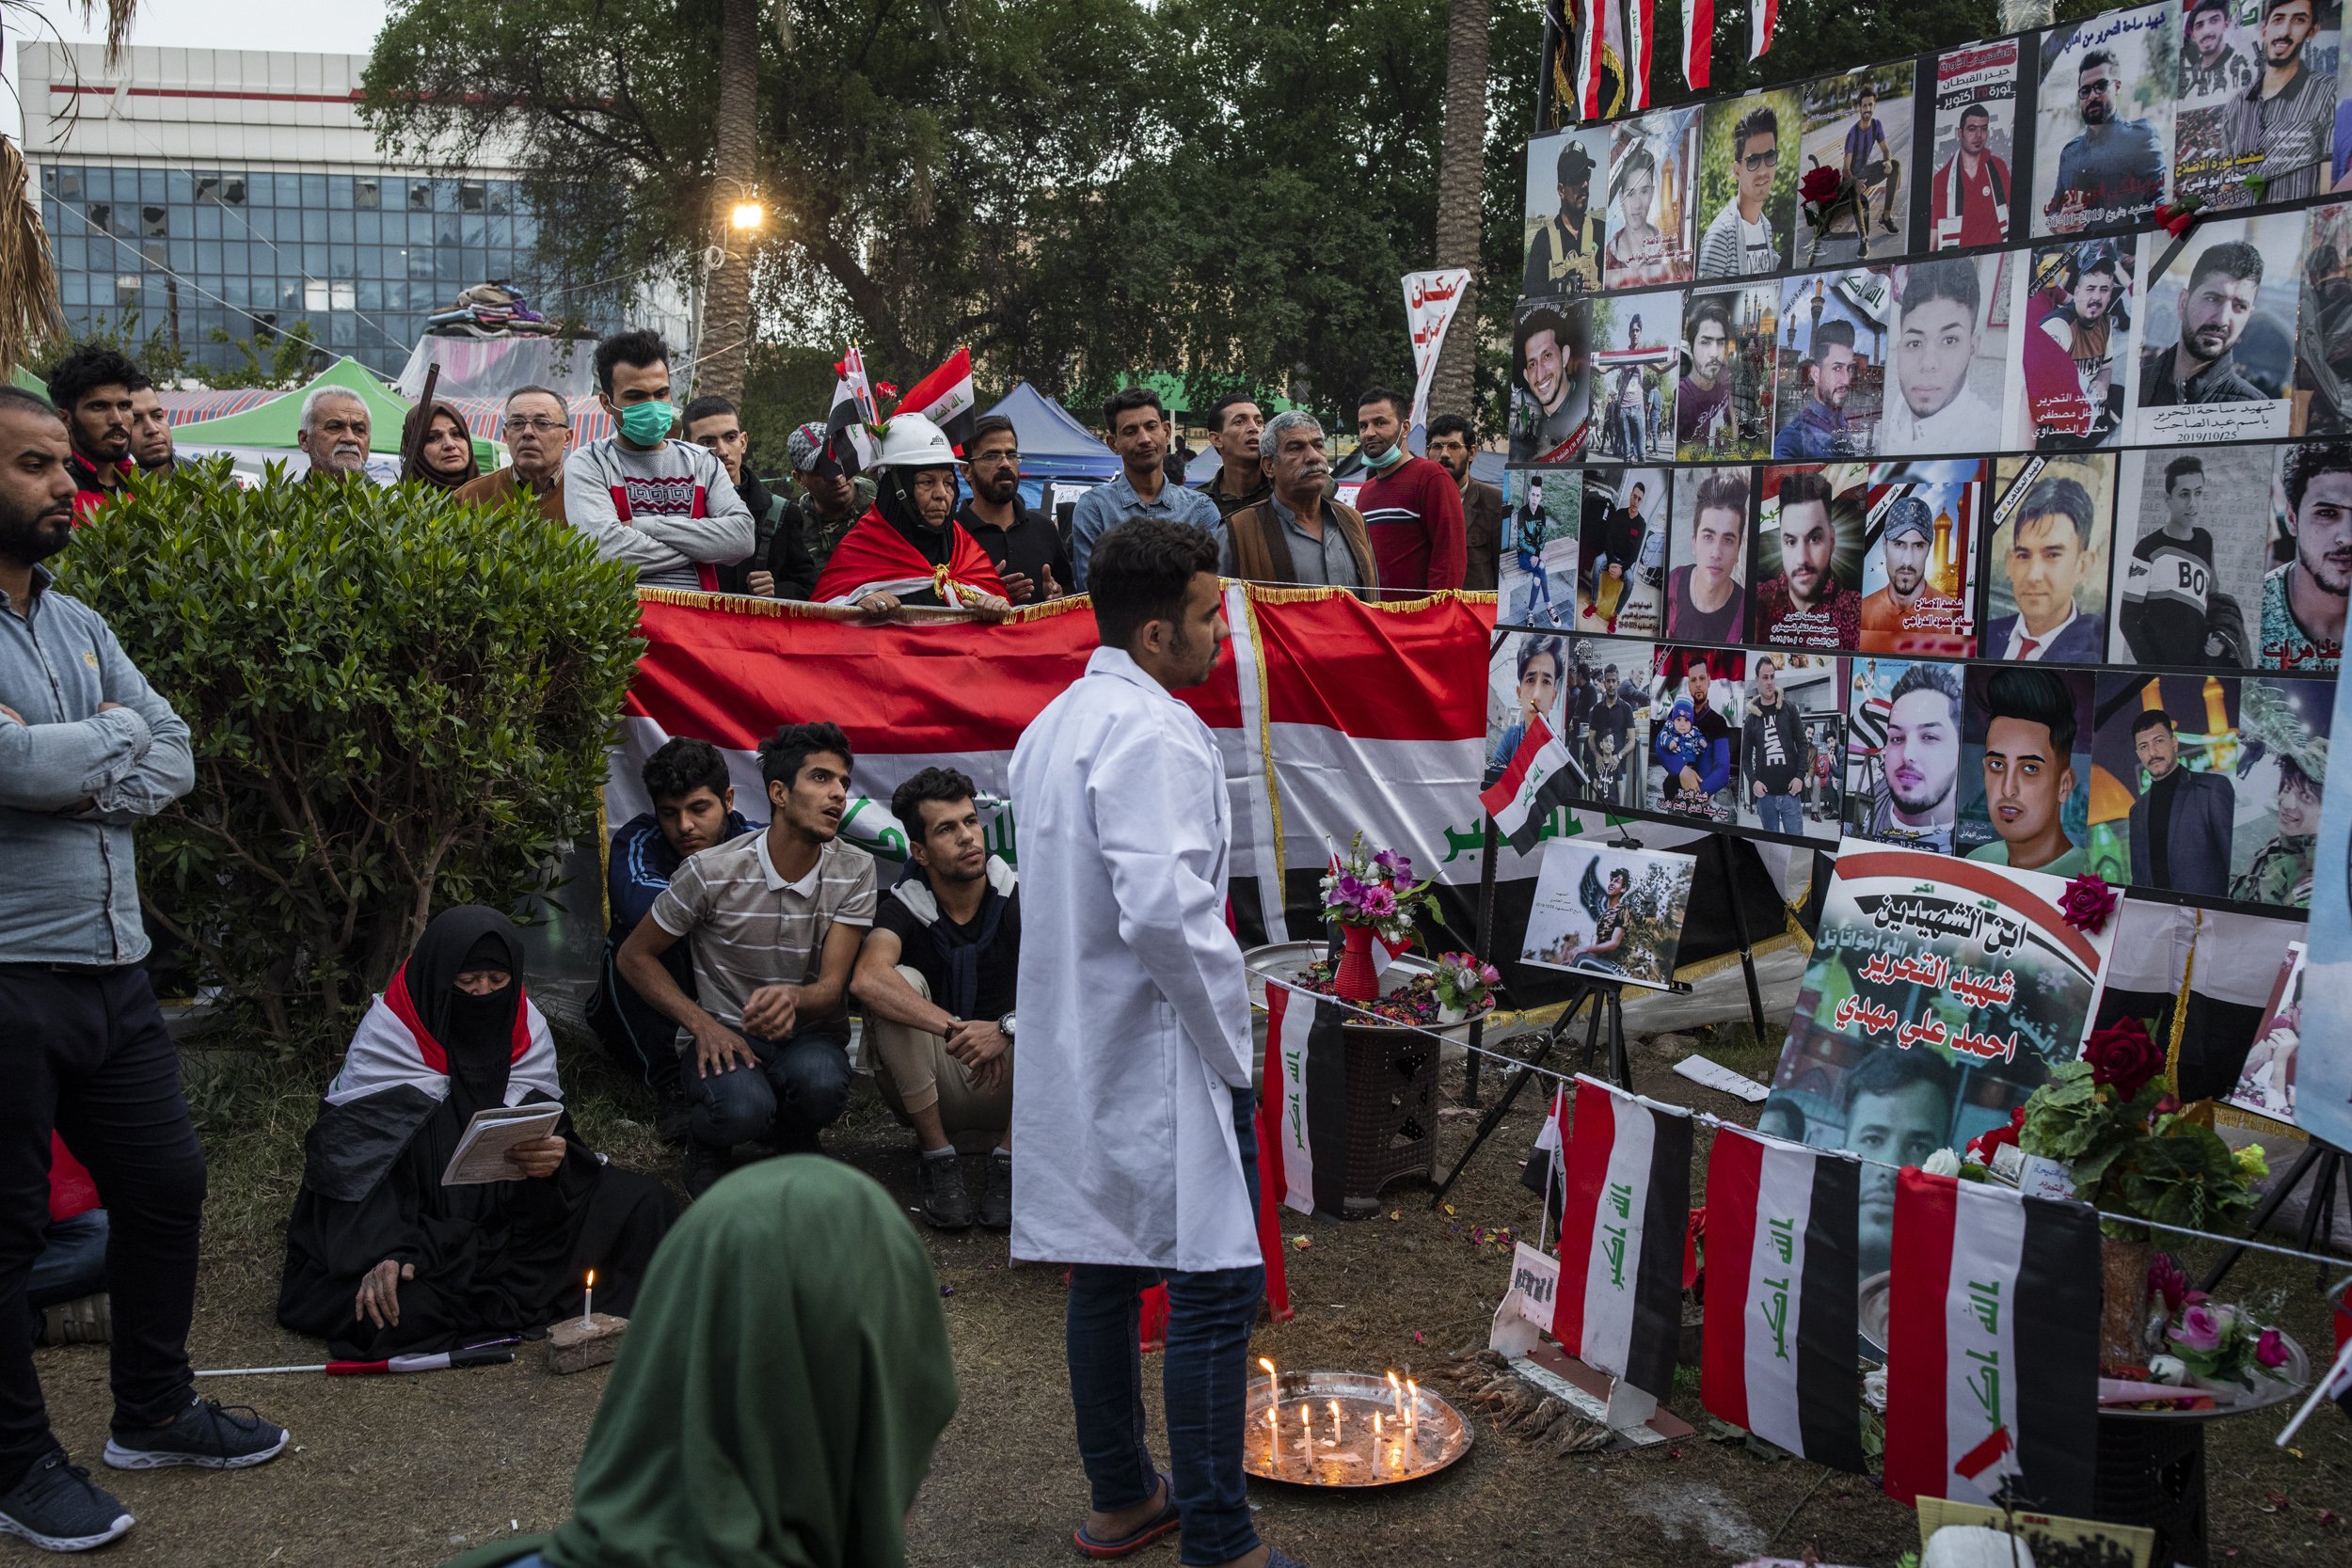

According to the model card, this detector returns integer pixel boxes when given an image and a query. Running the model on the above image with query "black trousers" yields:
[0,964,206,1486]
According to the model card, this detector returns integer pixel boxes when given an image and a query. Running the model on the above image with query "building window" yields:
[140,205,167,238]
[356,179,381,210]
[459,181,486,214]
[115,275,141,309]
[409,182,433,211]
[87,202,112,236]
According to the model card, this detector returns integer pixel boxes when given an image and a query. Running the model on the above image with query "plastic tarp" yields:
[396,335,600,402]
[982,383,1117,482]
[168,356,418,454]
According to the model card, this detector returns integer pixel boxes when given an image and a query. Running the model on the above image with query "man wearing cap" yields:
[778,420,876,590]
[1859,497,1947,655]
[1524,139,1604,298]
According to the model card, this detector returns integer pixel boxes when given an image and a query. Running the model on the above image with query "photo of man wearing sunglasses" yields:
[1699,94,1797,279]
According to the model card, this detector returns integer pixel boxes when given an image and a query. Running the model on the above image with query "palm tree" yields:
[1428,0,1490,426]
[0,1,129,373]
[694,0,762,404]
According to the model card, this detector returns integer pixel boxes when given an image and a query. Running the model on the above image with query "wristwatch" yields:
[997,1012,1017,1040]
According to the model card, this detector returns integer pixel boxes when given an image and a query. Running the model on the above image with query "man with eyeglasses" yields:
[2044,47,2166,233]
[957,415,1070,604]
[454,385,572,524]
[1699,103,1786,279]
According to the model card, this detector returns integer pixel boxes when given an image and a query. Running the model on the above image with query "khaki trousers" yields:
[866,965,1012,1137]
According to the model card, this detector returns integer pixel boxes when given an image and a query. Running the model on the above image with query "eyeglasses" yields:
[967,450,1022,467]
[2077,78,2113,97]
[504,417,568,434]
[1740,148,1779,172]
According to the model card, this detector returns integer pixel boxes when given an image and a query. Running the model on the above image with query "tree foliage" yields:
[59,465,642,1044]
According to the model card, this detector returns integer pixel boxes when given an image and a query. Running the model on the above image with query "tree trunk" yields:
[1428,0,1491,427]
[696,0,761,404]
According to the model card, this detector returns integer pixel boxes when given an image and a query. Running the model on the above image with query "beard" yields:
[1890,767,1954,816]
[2081,99,2111,126]
[974,472,1018,505]
[1890,563,1923,594]
[0,506,72,565]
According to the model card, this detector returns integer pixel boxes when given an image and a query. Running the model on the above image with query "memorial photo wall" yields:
[1498,1,2352,920]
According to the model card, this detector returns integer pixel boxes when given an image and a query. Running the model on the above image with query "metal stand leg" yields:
[1712,833,1770,1042]
[2200,1143,2345,1293]
[1463,819,1501,1108]
[1430,988,1586,1208]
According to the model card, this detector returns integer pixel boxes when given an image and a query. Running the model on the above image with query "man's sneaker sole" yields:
[99,1428,289,1471]
[0,1507,134,1553]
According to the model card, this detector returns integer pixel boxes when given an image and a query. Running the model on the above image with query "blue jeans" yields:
[1066,1087,1263,1566]
[26,1211,107,1314]
[1755,789,1804,835]
[686,1026,851,1154]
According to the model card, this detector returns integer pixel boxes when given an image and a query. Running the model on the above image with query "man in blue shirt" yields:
[589,737,755,1126]
[1773,320,1860,459]
[1069,388,1222,590]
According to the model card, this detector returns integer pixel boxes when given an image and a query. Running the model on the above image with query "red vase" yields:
[1334,925,1379,1005]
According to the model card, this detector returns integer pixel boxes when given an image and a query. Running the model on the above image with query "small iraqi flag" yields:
[1552,1074,1692,1399]
[1480,715,1579,853]
[825,346,881,475]
[1700,1127,1867,1473]
[893,346,978,451]
[1883,1169,2099,1515]
[1520,1084,1567,1203]
[1265,982,1349,1220]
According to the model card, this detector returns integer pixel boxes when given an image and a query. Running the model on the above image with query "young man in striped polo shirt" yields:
[617,722,878,1196]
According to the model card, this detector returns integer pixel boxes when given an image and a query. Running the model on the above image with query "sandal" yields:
[1071,1471,1178,1560]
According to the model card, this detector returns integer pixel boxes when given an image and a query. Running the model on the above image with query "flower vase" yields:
[1436,1001,1470,1025]
[2098,1234,2153,1368]
[1334,925,1380,1005]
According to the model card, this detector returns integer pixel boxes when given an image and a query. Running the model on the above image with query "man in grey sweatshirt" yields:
[563,330,754,592]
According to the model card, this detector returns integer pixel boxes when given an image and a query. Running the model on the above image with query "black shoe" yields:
[654,1090,692,1147]
[977,1149,1011,1230]
[916,1150,975,1229]
[684,1143,731,1199]
[0,1451,134,1552]
[103,1399,287,1471]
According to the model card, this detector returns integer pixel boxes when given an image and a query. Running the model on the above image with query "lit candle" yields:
[1387,1369,1405,1419]
[1406,1379,1419,1428]
[1327,1400,1343,1446]
[581,1269,596,1325]
[1300,1400,1313,1451]
[1265,1406,1279,1468]
[1373,1413,1384,1475]
[1258,1356,1277,1410]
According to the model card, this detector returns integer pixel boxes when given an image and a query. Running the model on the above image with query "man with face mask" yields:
[563,331,754,592]
[810,413,1009,616]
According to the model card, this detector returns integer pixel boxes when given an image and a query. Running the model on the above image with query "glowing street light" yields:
[729,200,766,231]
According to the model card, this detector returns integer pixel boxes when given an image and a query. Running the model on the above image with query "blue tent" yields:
[983,384,1118,508]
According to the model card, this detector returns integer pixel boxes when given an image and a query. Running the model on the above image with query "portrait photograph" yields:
[1576,467,1669,636]
[2007,238,2137,450]
[1985,453,2117,665]
[1676,284,1779,461]
[1695,87,1801,281]
[1520,838,1697,990]
[1771,267,1893,461]
[1645,645,1746,825]
[1499,467,1581,631]
[1859,459,1983,657]
[2087,672,2245,897]
[1734,650,1846,841]
[2294,198,2352,432]
[1843,657,1967,853]
[1556,637,1657,814]
[1607,106,1701,289]
[1662,466,1752,644]
[1792,63,1917,265]
[1485,628,1581,798]
[1588,290,1682,464]
[1929,37,2022,250]
[1508,297,1593,463]
[2227,675,2332,906]
[2176,0,2338,210]
[2128,211,2305,445]
[1524,126,1612,299]
[1754,461,1868,650]
[1883,252,2012,454]
[2033,3,2175,238]
[2257,438,2352,671]
[2109,444,2269,667]
[2228,941,2305,1121]
[1955,664,2097,874]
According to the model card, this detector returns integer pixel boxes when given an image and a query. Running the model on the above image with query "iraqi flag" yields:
[1622,0,1655,112]
[893,347,979,451]
[1552,1075,1692,1398]
[1883,1169,2099,1514]
[1519,1083,1567,1203]
[1750,0,1778,60]
[1264,980,1350,1219]
[1480,715,1579,852]
[1574,0,1606,119]
[825,347,881,475]
[1682,0,1712,89]
[1700,1128,1867,1472]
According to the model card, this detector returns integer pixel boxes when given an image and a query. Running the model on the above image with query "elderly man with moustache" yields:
[296,388,373,483]
[454,387,572,524]
[1220,414,1374,591]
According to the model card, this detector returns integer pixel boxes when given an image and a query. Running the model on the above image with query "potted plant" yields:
[1428,953,1500,1024]
[1320,836,1437,1004]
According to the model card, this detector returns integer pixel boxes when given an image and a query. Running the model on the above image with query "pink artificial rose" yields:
[2169,1302,2223,1353]
[2256,1328,2289,1370]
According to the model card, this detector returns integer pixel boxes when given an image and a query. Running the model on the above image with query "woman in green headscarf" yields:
[446,1157,958,1568]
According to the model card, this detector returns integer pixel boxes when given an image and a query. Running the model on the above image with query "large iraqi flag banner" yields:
[612,586,1497,939]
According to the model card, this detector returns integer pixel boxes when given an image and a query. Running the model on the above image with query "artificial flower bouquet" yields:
[1320,835,1438,951]
[1427,952,1501,1023]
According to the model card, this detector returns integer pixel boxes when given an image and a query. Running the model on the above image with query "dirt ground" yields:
[30,1024,2352,1567]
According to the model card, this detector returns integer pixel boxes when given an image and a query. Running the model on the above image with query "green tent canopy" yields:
[9,365,46,396]
[170,356,420,453]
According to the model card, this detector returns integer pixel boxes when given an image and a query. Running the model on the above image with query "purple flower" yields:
[1363,885,1397,917]
[2169,1303,2223,1353]
[2256,1328,2289,1370]
[1337,874,1366,902]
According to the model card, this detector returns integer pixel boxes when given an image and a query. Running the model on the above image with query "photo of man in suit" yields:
[2125,709,2235,897]
[1986,475,2106,661]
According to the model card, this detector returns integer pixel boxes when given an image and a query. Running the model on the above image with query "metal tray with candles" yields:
[1244,1367,1472,1488]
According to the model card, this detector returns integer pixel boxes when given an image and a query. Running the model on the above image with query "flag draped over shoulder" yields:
[810,509,1009,608]
[1552,1075,1692,1398]
[1883,1170,2099,1515]
[1700,1127,1867,1472]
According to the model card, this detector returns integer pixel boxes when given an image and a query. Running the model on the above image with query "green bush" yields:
[59,460,642,1045]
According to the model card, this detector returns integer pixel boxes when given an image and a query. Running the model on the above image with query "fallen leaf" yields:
[2320,1509,2341,1527]
[1388,1210,1403,1222]
[1292,1235,1313,1250]
[1443,1204,1456,1215]
[1413,1330,1426,1344]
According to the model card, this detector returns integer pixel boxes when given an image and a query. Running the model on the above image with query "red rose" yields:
[2058,873,2120,935]
[2084,1018,2165,1099]
[1798,165,1845,206]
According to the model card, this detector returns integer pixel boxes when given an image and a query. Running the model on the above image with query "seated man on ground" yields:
[850,768,1018,1231]
[278,907,676,1358]
[618,722,878,1196]
[29,1136,108,1347]
[586,737,755,1137]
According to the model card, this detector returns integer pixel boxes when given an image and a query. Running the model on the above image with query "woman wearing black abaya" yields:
[278,908,676,1357]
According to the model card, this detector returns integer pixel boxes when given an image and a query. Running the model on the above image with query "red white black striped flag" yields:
[1479,715,1578,852]
[1552,1075,1692,1398]
[1883,1170,2099,1514]
[1265,981,1350,1219]
[1700,1127,1867,1472]
[892,346,978,450]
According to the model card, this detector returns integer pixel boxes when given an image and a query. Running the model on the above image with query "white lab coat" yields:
[1008,646,1260,1274]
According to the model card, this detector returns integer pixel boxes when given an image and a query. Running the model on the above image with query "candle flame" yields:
[1374,1413,1383,1433]
[585,1270,596,1288]
[1406,1378,1418,1416]
[1258,1357,1275,1375]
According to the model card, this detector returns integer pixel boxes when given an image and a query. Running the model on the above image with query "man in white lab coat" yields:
[1009,519,1297,1568]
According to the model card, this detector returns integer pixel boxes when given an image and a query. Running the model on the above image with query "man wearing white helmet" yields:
[810,412,1011,616]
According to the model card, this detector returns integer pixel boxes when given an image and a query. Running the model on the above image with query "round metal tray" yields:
[1244,1370,1472,1487]
[1242,942,1493,1041]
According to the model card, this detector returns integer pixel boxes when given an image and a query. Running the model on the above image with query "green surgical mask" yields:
[618,400,675,447]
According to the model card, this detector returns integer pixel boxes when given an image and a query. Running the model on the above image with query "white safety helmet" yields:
[871,411,957,470]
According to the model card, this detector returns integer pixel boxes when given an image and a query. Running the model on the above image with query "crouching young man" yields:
[616,722,876,1196]
[850,768,1018,1230]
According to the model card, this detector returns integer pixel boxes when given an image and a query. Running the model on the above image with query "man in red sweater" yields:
[1353,387,1466,596]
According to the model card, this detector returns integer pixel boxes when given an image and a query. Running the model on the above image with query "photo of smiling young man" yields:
[1508,300,1594,463]
[1755,464,1867,650]
[1883,255,2011,455]
[1959,665,2096,874]
[1845,658,1965,853]
[1986,454,2116,664]
[2131,213,2305,445]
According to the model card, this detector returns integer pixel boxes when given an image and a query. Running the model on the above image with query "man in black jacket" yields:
[684,395,814,598]
[956,416,1071,603]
